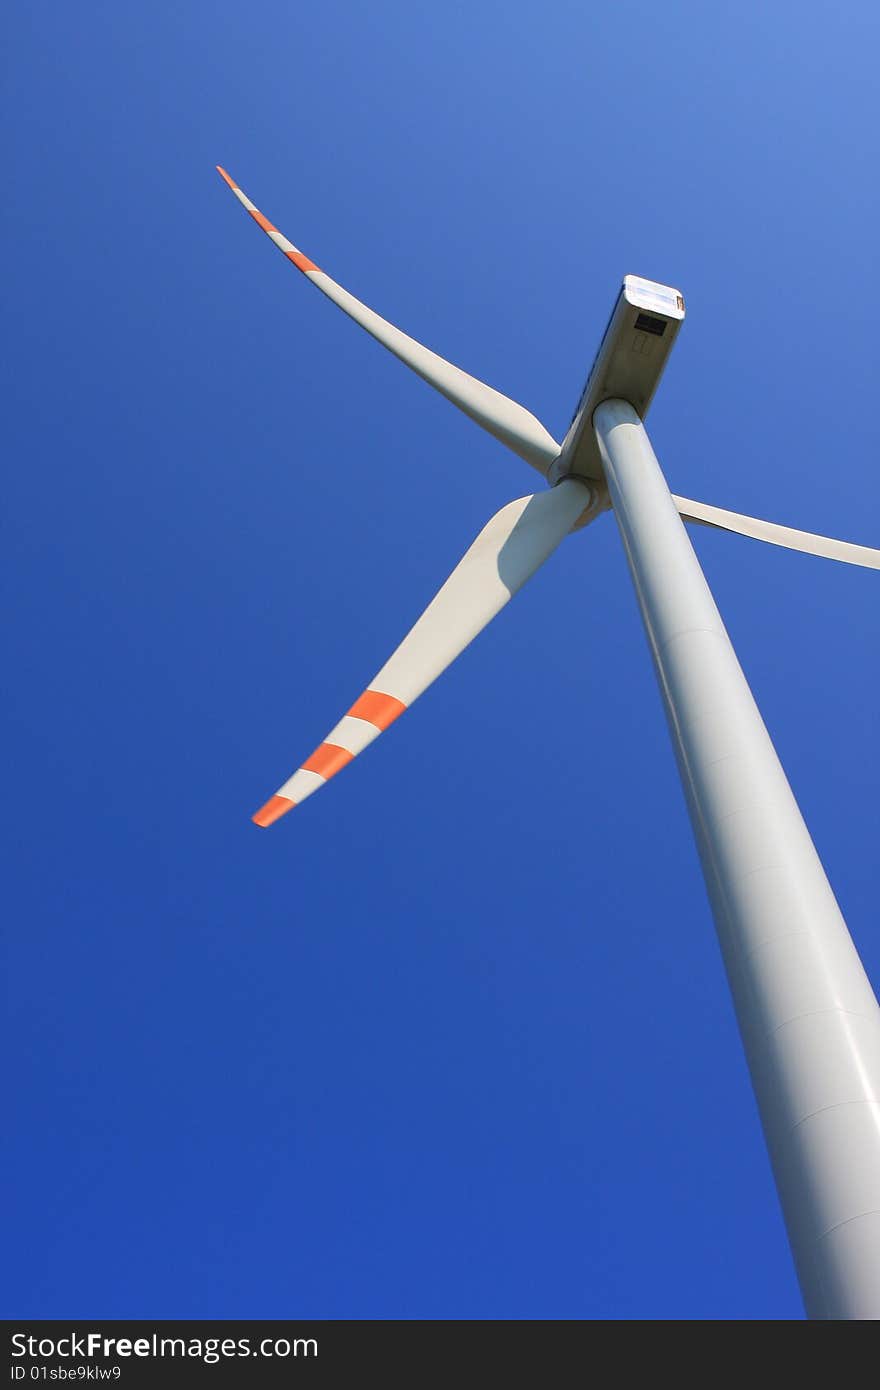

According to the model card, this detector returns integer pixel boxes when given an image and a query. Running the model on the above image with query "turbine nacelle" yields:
[550,274,685,486]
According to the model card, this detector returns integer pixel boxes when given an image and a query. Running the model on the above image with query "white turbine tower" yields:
[217,167,880,1320]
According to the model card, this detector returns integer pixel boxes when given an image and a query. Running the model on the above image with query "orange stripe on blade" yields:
[348,689,407,731]
[248,207,278,235]
[285,249,319,273]
[302,743,354,779]
[216,165,239,191]
[252,794,295,828]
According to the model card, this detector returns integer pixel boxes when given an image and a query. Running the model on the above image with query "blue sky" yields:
[5,2,879,1319]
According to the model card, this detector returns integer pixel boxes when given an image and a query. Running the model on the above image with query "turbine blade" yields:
[252,479,596,826]
[674,495,880,570]
[216,166,560,475]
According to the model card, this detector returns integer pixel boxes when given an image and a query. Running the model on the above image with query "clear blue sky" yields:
[5,1,879,1320]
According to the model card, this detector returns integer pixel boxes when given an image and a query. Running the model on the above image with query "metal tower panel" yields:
[595,397,880,1320]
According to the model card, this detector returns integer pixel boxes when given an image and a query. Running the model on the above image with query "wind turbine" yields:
[217,166,880,1320]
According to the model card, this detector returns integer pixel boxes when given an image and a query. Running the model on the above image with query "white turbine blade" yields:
[252,479,595,826]
[674,495,880,570]
[216,167,560,476]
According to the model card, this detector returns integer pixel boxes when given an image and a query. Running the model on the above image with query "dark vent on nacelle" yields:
[634,313,667,337]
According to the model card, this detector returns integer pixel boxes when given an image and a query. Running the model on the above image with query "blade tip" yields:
[216,165,238,190]
[252,794,295,828]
